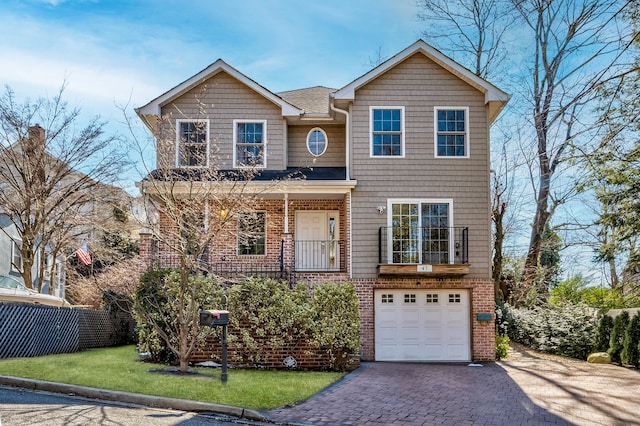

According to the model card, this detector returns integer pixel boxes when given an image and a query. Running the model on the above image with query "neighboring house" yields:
[0,212,65,298]
[136,40,509,362]
[0,126,133,299]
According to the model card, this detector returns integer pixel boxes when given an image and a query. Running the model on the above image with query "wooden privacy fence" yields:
[0,303,135,359]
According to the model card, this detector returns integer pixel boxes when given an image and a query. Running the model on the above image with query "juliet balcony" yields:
[377,226,469,277]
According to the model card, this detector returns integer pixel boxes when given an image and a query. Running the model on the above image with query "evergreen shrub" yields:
[621,312,640,367]
[594,314,614,352]
[609,310,630,364]
[503,302,598,359]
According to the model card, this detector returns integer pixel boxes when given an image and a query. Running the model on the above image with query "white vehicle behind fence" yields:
[0,275,71,307]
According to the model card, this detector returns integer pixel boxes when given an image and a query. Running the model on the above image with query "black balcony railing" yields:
[378,226,468,265]
[293,240,345,272]
[145,237,346,279]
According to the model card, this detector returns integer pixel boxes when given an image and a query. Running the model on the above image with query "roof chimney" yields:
[28,125,46,146]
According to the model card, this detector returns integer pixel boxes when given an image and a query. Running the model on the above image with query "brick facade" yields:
[351,277,495,362]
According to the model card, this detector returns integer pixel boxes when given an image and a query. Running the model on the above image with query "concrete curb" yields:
[0,375,267,422]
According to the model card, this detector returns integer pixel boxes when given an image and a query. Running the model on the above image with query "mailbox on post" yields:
[199,309,230,383]
[199,309,229,327]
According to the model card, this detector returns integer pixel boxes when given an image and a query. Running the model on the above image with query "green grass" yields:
[0,345,344,410]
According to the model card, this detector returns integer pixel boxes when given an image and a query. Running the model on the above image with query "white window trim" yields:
[237,211,267,256]
[175,119,210,168]
[369,106,405,158]
[11,239,22,273]
[433,106,470,159]
[306,127,328,157]
[233,119,268,169]
[386,198,454,264]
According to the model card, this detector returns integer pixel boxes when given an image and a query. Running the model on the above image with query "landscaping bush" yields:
[503,302,598,359]
[495,335,510,360]
[311,281,361,370]
[134,274,360,371]
[133,269,220,364]
[594,314,614,352]
[226,278,313,366]
[621,311,640,367]
[609,310,630,364]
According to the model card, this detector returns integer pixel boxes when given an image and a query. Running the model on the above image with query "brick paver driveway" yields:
[268,345,640,425]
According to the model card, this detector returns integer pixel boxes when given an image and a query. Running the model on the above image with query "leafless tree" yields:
[417,0,516,81]
[0,85,127,291]
[125,88,296,372]
[514,0,635,303]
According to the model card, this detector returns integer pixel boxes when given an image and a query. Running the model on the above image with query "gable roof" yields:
[333,39,510,123]
[135,59,304,129]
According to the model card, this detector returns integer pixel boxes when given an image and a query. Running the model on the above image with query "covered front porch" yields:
[141,178,355,282]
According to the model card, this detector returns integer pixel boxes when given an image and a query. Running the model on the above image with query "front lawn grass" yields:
[0,345,344,410]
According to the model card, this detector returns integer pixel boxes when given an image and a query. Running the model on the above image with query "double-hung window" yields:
[388,200,453,264]
[11,240,22,272]
[234,120,266,168]
[176,120,209,167]
[435,107,469,157]
[238,212,266,255]
[370,107,404,157]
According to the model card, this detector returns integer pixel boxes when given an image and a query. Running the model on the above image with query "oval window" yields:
[306,128,328,156]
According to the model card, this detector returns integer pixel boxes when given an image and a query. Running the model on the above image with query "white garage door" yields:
[375,289,470,362]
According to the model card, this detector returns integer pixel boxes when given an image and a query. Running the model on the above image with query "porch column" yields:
[138,231,152,274]
[280,193,293,274]
[283,193,289,234]
[280,233,294,273]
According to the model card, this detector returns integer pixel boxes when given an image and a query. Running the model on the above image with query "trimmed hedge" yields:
[499,302,598,360]
[134,272,360,371]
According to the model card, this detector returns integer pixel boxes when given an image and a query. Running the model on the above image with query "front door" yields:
[295,211,339,271]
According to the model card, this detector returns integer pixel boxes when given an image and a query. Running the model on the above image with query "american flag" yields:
[75,246,92,266]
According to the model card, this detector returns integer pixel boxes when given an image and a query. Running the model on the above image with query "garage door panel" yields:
[375,289,470,362]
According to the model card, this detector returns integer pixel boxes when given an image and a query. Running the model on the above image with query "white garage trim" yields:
[374,289,470,362]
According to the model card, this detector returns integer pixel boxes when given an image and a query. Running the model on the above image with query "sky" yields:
[0,0,617,283]
[0,0,424,127]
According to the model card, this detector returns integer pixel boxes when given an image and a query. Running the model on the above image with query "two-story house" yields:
[136,40,509,362]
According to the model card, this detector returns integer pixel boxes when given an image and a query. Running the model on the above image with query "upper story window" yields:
[11,240,22,273]
[307,128,328,156]
[176,120,209,167]
[238,212,266,255]
[435,107,469,158]
[234,120,266,168]
[370,107,404,157]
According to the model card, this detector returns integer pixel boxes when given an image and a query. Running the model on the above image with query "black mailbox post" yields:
[199,309,229,383]
[199,310,229,326]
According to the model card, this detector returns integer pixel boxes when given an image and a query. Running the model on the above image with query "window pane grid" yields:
[178,122,207,167]
[436,109,466,157]
[422,203,449,264]
[307,129,327,156]
[236,122,265,167]
[372,108,402,156]
[238,212,266,255]
[390,202,450,264]
[392,203,419,263]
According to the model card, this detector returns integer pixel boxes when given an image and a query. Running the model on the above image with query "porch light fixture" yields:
[219,208,228,219]
[377,206,386,214]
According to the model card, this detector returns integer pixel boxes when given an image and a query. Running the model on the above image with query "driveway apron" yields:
[268,346,640,425]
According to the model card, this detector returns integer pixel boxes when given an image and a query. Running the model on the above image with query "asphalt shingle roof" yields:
[277,86,336,115]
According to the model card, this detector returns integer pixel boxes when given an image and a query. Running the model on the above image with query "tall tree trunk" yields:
[518,166,551,305]
[492,201,506,300]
